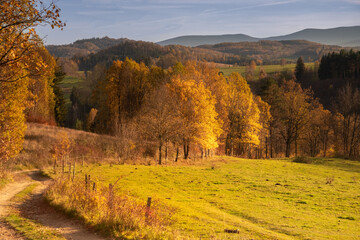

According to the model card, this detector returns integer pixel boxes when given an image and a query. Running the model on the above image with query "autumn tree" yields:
[245,60,257,81]
[333,83,360,157]
[271,80,315,157]
[255,96,271,158]
[0,0,64,83]
[138,85,182,164]
[26,46,56,123]
[168,63,222,159]
[225,72,262,157]
[0,0,64,167]
[302,105,332,157]
[95,58,150,135]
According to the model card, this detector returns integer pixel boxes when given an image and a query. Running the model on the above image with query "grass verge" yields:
[11,183,38,202]
[46,175,176,239]
[6,214,66,240]
[4,181,66,240]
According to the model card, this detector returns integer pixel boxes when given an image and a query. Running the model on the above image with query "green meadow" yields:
[59,75,84,107]
[72,157,360,239]
[220,63,314,77]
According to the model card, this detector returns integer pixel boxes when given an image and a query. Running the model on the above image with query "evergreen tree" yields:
[53,66,67,126]
[295,57,305,82]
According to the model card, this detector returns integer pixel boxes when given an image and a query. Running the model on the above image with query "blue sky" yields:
[37,0,360,45]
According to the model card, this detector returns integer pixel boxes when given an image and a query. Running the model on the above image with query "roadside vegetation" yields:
[4,183,66,240]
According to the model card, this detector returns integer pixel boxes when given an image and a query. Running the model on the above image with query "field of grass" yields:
[49,156,360,239]
[220,63,314,77]
[59,75,84,107]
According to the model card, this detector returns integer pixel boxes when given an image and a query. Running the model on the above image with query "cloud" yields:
[343,0,360,4]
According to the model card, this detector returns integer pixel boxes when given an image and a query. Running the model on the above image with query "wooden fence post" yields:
[72,161,75,182]
[85,174,88,190]
[145,197,152,224]
[108,183,114,219]
[68,163,71,180]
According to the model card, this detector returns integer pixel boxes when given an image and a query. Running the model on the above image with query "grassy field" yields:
[59,75,84,107]
[220,63,314,77]
[53,156,360,239]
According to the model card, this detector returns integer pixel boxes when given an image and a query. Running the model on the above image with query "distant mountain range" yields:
[157,26,360,47]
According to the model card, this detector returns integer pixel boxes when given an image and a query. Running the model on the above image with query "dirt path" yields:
[0,171,107,240]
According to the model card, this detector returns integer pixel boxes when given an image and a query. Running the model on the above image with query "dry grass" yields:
[13,123,125,170]
[46,174,176,239]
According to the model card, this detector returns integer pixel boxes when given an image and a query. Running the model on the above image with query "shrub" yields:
[293,156,313,164]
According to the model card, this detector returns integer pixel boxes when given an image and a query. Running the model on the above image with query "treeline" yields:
[58,39,352,72]
[76,59,269,162]
[63,50,355,162]
[199,40,347,64]
[73,40,247,71]
[74,49,360,161]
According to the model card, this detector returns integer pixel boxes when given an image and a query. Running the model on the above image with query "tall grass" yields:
[45,174,176,239]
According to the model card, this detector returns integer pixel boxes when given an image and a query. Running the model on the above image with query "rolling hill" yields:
[46,36,128,58]
[73,39,347,70]
[157,26,360,47]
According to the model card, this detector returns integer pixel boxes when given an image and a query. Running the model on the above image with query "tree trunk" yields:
[165,144,168,160]
[158,140,162,165]
[285,140,291,158]
[265,137,268,158]
[175,147,179,162]
[183,143,189,159]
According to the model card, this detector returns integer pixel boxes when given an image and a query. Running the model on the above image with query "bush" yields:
[293,156,313,164]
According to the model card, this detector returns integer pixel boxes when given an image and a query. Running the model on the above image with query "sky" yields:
[36,0,360,45]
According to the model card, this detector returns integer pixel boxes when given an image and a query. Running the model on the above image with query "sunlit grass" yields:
[5,181,65,240]
[59,76,84,107]
[64,156,360,239]
[6,214,66,240]
[11,183,38,202]
[220,63,314,77]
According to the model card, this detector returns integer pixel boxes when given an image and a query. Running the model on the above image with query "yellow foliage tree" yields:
[26,46,57,123]
[169,66,222,159]
[0,0,64,167]
[226,72,262,157]
[99,58,150,135]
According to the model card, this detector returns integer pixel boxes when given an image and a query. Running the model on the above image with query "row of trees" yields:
[87,59,269,163]
[71,51,360,162]
[0,0,65,171]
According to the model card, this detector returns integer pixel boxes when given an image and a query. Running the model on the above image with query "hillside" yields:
[267,26,360,47]
[157,33,258,47]
[198,40,346,62]
[73,40,246,70]
[46,36,128,58]
[157,26,360,47]
[73,39,347,70]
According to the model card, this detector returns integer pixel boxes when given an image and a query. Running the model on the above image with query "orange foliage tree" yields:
[0,0,64,168]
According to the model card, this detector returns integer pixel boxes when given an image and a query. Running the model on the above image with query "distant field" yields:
[69,157,360,239]
[59,74,84,107]
[220,63,314,77]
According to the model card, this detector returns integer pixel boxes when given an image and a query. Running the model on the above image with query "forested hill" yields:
[46,37,128,58]
[73,40,245,70]
[73,39,348,70]
[157,26,360,47]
